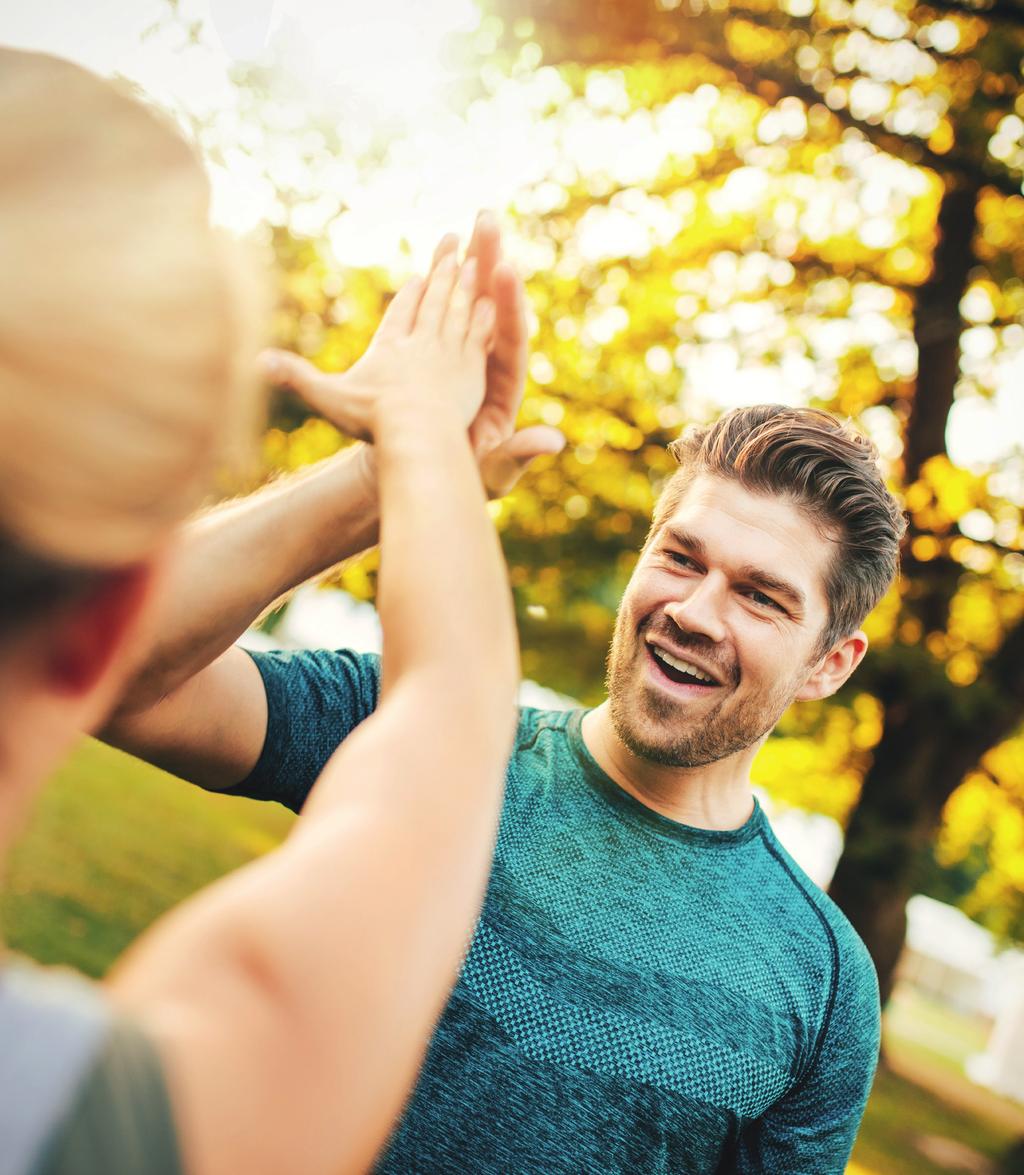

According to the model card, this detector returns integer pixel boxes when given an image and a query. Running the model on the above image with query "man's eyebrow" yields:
[737,565,806,612]
[663,527,707,560]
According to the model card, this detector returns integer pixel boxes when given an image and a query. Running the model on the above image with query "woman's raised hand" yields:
[260,250,494,443]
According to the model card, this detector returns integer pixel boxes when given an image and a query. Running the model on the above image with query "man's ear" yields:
[795,630,868,703]
[44,563,155,698]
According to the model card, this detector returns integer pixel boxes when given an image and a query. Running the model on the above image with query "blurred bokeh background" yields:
[1,1,1023,1170]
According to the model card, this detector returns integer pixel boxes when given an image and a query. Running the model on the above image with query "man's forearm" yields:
[120,442,380,711]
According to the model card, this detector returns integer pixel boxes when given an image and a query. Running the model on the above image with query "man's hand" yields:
[437,213,565,497]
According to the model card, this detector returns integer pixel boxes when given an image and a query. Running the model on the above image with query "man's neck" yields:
[581,703,758,832]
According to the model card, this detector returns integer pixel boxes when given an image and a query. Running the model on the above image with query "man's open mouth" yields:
[647,643,722,688]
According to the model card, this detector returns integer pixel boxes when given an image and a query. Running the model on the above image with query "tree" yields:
[153,0,1024,1002]
[489,0,1024,1001]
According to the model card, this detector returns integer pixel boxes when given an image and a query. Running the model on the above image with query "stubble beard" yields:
[605,611,795,769]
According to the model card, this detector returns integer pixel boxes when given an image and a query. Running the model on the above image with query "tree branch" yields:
[516,3,1023,197]
[914,0,1024,31]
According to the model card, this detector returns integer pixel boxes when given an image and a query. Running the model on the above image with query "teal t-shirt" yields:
[231,648,880,1174]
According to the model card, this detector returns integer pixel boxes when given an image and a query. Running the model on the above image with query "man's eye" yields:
[748,589,784,612]
[668,552,697,569]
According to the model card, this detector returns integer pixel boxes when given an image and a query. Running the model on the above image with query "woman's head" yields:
[0,49,263,804]
[0,48,262,579]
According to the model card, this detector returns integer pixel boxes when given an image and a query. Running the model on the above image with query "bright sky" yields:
[1,0,1021,477]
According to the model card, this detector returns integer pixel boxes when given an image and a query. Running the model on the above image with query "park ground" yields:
[2,738,1022,1174]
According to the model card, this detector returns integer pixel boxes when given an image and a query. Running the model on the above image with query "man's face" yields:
[607,473,835,768]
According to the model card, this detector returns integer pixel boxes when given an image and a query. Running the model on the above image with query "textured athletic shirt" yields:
[231,648,880,1174]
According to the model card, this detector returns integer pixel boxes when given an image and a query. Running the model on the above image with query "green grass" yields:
[853,1064,1018,1174]
[4,742,1022,1173]
[1,738,292,977]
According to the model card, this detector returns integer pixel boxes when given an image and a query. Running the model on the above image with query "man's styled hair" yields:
[651,404,907,656]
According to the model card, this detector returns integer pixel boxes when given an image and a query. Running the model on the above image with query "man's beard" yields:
[605,611,795,769]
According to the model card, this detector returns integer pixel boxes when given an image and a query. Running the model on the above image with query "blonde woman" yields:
[0,49,518,1175]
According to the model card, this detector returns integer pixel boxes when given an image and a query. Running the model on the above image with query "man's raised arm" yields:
[100,215,562,792]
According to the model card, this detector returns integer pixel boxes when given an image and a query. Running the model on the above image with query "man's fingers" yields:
[415,252,459,334]
[260,348,359,427]
[259,349,325,397]
[491,260,527,352]
[464,290,495,350]
[465,210,500,298]
[479,426,566,499]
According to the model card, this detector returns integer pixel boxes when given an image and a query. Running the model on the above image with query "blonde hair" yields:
[0,49,264,570]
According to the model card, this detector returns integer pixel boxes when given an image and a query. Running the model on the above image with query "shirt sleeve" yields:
[734,933,881,1174]
[32,1017,184,1175]
[222,647,381,813]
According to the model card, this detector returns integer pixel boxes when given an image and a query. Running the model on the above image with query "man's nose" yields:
[663,574,728,644]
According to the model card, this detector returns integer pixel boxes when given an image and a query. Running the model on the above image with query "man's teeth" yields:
[653,647,715,683]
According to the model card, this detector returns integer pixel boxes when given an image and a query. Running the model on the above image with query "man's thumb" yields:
[480,427,565,498]
[259,348,317,390]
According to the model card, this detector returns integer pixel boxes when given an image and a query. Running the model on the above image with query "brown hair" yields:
[651,405,906,655]
[0,50,265,631]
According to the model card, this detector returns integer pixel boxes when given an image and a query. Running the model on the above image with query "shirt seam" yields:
[515,706,573,755]
[757,826,841,1094]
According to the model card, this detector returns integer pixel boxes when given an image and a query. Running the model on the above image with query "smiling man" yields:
[106,392,905,1172]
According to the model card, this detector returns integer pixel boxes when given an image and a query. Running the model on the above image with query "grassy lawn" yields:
[1,738,292,977]
[3,740,1022,1172]
[853,1064,1018,1174]
[848,987,1024,1173]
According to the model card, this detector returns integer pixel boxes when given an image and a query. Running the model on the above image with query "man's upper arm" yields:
[104,646,269,794]
[106,646,381,812]
[221,647,381,812]
[735,931,881,1174]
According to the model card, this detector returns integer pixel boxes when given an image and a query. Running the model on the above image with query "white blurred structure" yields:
[896,895,1024,1102]
[968,979,1024,1103]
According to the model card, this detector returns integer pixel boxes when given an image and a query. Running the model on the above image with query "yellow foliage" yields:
[938,739,1024,938]
[245,9,1024,938]
[945,650,979,687]
[947,582,1004,655]
[261,417,345,474]
[724,19,791,66]
[753,703,868,824]
[921,455,982,526]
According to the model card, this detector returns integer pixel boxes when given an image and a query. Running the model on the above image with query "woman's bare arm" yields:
[108,258,518,1175]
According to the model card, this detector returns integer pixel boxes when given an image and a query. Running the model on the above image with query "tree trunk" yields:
[830,658,1024,1007]
[828,685,970,1007]
[902,176,982,486]
[827,177,981,1005]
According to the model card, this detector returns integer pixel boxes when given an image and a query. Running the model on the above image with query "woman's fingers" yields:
[415,252,459,335]
[430,232,459,273]
[443,259,477,345]
[376,275,425,340]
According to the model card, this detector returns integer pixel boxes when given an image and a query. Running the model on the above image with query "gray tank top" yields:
[0,959,183,1175]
